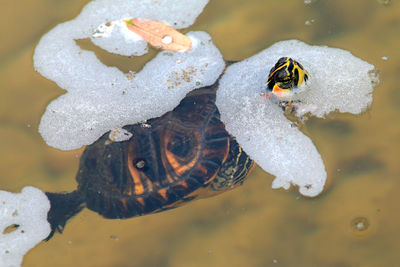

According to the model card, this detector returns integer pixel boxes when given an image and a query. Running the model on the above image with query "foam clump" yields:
[216,40,378,196]
[217,75,326,197]
[34,0,225,150]
[0,187,50,267]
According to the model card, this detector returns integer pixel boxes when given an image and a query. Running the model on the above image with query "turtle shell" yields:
[76,83,230,219]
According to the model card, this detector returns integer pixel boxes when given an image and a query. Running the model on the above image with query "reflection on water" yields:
[1,0,399,266]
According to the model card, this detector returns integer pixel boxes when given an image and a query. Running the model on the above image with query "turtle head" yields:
[266,57,309,99]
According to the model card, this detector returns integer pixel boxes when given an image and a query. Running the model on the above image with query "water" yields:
[1,0,399,266]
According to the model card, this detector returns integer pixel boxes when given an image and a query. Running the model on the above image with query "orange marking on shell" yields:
[164,171,176,184]
[195,163,211,182]
[176,180,188,188]
[158,131,179,184]
[144,175,154,193]
[164,132,201,176]
[126,18,192,52]
[136,197,145,206]
[158,188,168,201]
[166,152,198,176]
[119,198,128,210]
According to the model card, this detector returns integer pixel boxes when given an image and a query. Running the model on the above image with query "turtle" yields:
[45,77,255,240]
[265,57,310,112]
[266,56,309,98]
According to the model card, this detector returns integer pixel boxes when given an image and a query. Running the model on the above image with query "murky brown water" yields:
[1,0,399,266]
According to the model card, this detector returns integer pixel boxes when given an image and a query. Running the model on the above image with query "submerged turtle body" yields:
[77,83,250,219]
[46,81,254,238]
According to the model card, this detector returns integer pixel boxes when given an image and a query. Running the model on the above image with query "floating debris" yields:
[108,126,133,142]
[126,71,136,80]
[125,19,192,52]
[140,123,151,128]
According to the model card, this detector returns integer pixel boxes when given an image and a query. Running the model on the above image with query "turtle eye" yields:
[276,76,293,89]
[135,159,146,169]
[280,78,291,85]
[266,57,309,94]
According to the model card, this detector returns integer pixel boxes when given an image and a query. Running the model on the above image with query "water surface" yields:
[1,0,399,266]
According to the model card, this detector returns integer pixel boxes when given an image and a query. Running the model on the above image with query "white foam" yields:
[91,19,148,56]
[216,40,378,197]
[34,0,225,150]
[217,75,326,197]
[250,40,378,118]
[0,187,51,267]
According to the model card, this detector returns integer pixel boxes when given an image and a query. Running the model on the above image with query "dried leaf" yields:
[125,18,192,52]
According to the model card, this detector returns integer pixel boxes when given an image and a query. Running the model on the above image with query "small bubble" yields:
[377,0,391,6]
[304,0,313,4]
[381,56,388,61]
[110,235,119,241]
[273,259,278,264]
[161,35,173,44]
[67,241,72,244]
[351,217,369,232]
[305,19,315,26]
